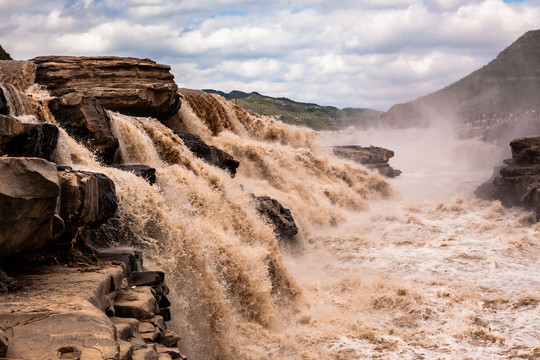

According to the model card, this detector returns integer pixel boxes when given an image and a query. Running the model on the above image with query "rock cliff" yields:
[476,136,540,219]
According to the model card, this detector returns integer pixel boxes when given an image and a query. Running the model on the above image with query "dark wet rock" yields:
[113,164,157,185]
[253,195,298,243]
[58,169,118,233]
[33,56,181,119]
[0,157,61,259]
[476,136,540,219]
[0,115,59,160]
[49,92,119,164]
[333,145,401,178]
[114,286,159,320]
[128,271,165,287]
[0,330,7,357]
[94,248,143,274]
[175,130,239,176]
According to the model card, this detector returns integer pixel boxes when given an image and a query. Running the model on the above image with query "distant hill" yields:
[382,29,540,131]
[0,45,12,60]
[202,89,382,131]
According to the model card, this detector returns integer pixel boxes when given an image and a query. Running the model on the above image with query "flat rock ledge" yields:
[0,249,186,360]
[332,145,402,178]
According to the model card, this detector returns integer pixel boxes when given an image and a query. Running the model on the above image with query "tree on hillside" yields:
[0,45,12,60]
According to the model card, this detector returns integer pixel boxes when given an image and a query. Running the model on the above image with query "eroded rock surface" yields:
[0,115,59,160]
[333,145,402,178]
[175,131,239,176]
[476,136,540,219]
[0,157,61,258]
[49,93,119,164]
[33,56,181,119]
[253,195,298,244]
[58,169,118,233]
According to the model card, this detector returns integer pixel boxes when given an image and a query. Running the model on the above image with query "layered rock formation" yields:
[333,145,402,178]
[476,136,540,219]
[32,56,182,119]
[0,115,59,160]
[0,250,183,360]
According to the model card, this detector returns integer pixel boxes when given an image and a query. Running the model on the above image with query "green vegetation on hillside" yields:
[203,89,382,131]
[0,45,12,60]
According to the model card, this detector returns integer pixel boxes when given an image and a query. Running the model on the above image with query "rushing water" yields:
[6,85,540,359]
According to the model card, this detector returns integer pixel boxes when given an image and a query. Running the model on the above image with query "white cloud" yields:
[0,0,539,110]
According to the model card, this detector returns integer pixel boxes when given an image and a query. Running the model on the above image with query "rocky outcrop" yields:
[0,251,185,360]
[58,169,118,233]
[476,136,540,219]
[0,157,62,258]
[0,115,59,160]
[113,164,157,185]
[176,131,239,176]
[253,195,298,244]
[32,56,181,119]
[49,93,119,164]
[333,145,402,178]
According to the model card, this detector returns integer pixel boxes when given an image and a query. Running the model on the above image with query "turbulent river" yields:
[20,88,540,359]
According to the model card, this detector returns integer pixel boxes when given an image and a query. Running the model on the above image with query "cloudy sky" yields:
[0,0,539,110]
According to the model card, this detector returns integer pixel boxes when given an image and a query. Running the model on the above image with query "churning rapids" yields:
[17,87,540,359]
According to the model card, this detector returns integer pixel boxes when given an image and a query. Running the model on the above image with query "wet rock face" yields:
[58,169,118,233]
[176,130,240,176]
[253,195,298,243]
[49,93,119,164]
[113,164,157,185]
[32,56,181,119]
[476,136,540,219]
[0,115,59,160]
[333,145,402,178]
[0,157,61,258]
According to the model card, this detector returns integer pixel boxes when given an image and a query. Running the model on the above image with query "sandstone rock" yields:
[156,344,185,359]
[476,136,540,219]
[132,346,158,360]
[114,286,159,320]
[175,131,239,176]
[0,114,59,160]
[0,157,61,258]
[4,301,119,360]
[111,317,139,341]
[0,330,7,357]
[113,164,157,184]
[33,56,181,119]
[128,271,165,287]
[333,145,401,178]
[159,329,181,348]
[58,169,118,233]
[253,195,298,243]
[49,93,119,164]
[94,248,143,274]
[118,340,133,360]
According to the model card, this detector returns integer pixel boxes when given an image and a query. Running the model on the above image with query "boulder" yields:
[0,115,59,160]
[58,169,118,233]
[175,131,239,176]
[49,93,119,164]
[32,56,181,119]
[111,317,140,341]
[0,157,61,258]
[114,286,159,320]
[113,164,156,185]
[476,136,540,219]
[333,145,402,178]
[159,329,181,348]
[252,195,298,243]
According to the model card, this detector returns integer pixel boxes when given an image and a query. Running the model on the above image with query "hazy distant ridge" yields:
[381,29,540,127]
